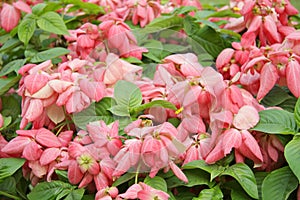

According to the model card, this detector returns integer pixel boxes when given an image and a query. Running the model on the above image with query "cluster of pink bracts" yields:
[0,0,300,199]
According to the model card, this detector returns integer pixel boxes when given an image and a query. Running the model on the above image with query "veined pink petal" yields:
[1,136,31,154]
[35,128,62,148]
[1,3,20,32]
[216,48,235,70]
[233,105,259,130]
[46,104,65,124]
[263,15,280,43]
[48,80,73,93]
[28,160,47,178]
[94,172,110,191]
[205,140,225,164]
[58,131,73,147]
[68,160,84,184]
[24,74,49,95]
[0,114,3,128]
[78,173,93,188]
[118,184,142,199]
[23,141,43,161]
[222,129,242,155]
[238,130,263,163]
[24,99,43,121]
[247,15,262,32]
[286,59,300,97]
[79,79,105,101]
[40,148,61,166]
[13,1,32,13]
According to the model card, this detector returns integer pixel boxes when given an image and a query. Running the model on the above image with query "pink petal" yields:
[247,15,262,32]
[263,15,281,43]
[216,48,235,70]
[24,74,49,95]
[169,161,188,183]
[238,130,263,163]
[46,104,65,124]
[48,80,73,93]
[222,128,242,154]
[1,136,31,154]
[68,161,84,184]
[24,99,43,121]
[78,173,93,188]
[233,105,259,130]
[40,148,61,166]
[79,79,105,101]
[23,141,43,161]
[0,3,20,32]
[58,131,73,147]
[13,1,32,13]
[286,59,300,97]
[35,128,62,148]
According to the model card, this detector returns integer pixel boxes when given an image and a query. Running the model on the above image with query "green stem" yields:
[0,191,20,200]
[135,163,141,184]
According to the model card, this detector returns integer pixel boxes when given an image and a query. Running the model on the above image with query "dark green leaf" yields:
[231,189,252,200]
[114,80,142,108]
[94,97,116,124]
[284,135,300,182]
[172,6,198,15]
[64,188,85,200]
[166,169,210,188]
[255,172,268,200]
[0,76,21,96]
[0,177,16,194]
[37,11,69,35]
[141,16,183,34]
[261,86,294,106]
[0,59,26,76]
[195,185,223,200]
[144,176,168,192]
[206,9,241,18]
[55,170,69,182]
[221,163,258,199]
[0,158,25,181]
[0,38,22,53]
[18,14,36,45]
[30,47,70,63]
[27,181,75,200]
[112,173,135,187]
[262,166,298,200]
[251,109,297,135]
[294,97,300,127]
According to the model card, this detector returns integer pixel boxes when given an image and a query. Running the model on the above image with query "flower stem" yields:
[0,191,20,200]
[135,162,141,184]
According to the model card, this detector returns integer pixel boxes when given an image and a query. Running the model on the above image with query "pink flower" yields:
[118,182,169,200]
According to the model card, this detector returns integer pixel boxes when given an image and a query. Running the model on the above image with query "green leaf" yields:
[166,169,210,188]
[62,0,104,14]
[94,97,116,124]
[231,189,252,200]
[172,6,198,15]
[72,102,101,130]
[114,80,142,108]
[262,86,295,107]
[0,176,17,194]
[0,59,26,76]
[112,173,135,187]
[122,57,143,64]
[294,97,300,127]
[195,185,223,200]
[27,181,75,200]
[30,47,70,63]
[221,163,258,199]
[18,14,36,45]
[262,166,298,200]
[0,38,22,53]
[0,116,12,131]
[32,3,48,15]
[255,172,268,200]
[251,109,297,135]
[141,16,183,34]
[206,9,241,18]
[131,100,177,114]
[144,176,168,192]
[64,188,85,200]
[0,76,21,96]
[284,135,300,183]
[37,11,69,35]
[109,105,130,117]
[55,170,69,182]
[0,158,25,181]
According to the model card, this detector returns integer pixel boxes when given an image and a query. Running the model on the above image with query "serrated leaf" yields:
[64,188,85,200]
[114,80,142,108]
[0,158,25,181]
[0,76,21,96]
[262,166,298,200]
[144,176,168,192]
[37,11,69,35]
[30,47,69,63]
[112,173,135,187]
[221,163,258,199]
[251,109,297,135]
[294,98,300,127]
[27,181,74,200]
[195,185,223,200]
[18,14,36,45]
[284,135,300,183]
[131,100,177,114]
[0,59,26,76]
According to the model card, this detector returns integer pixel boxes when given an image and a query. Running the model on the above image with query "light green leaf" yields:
[251,109,297,135]
[37,11,69,35]
[114,80,142,108]
[27,181,75,200]
[72,102,100,130]
[195,185,223,200]
[0,59,26,76]
[30,47,70,63]
[0,38,22,53]
[294,97,300,127]
[141,16,183,34]
[109,105,130,117]
[221,163,258,199]
[262,166,298,200]
[131,100,177,114]
[112,173,135,187]
[0,158,25,181]
[32,3,47,15]
[144,176,168,192]
[18,14,36,45]
[284,135,300,183]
